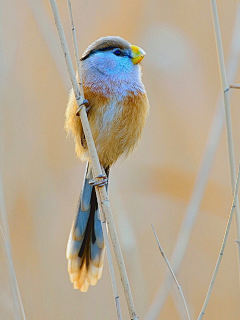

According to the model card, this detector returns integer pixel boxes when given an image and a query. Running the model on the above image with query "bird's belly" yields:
[90,100,138,167]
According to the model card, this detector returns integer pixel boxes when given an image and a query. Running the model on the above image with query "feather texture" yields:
[66,163,107,292]
[81,36,131,61]
[65,84,149,167]
[65,36,149,291]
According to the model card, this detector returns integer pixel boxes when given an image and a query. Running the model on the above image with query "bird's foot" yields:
[89,174,108,187]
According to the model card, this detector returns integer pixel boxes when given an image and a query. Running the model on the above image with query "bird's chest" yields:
[98,99,123,132]
[84,84,147,166]
[90,98,126,146]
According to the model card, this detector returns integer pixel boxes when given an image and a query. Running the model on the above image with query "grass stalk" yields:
[95,190,123,320]
[48,1,137,318]
[210,0,240,265]
[0,172,26,320]
[197,163,240,320]
[67,0,84,99]
[151,225,191,320]
[144,3,240,319]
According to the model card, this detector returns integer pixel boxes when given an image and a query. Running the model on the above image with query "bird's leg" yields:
[89,166,108,187]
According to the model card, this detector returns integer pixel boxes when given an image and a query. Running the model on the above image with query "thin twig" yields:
[211,0,240,266]
[144,4,240,319]
[197,162,240,320]
[48,1,137,319]
[229,84,240,89]
[151,225,191,320]
[66,2,123,319]
[0,172,26,320]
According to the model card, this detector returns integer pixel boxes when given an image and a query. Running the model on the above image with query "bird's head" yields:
[80,36,146,96]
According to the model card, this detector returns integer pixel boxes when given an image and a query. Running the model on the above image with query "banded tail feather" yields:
[66,163,109,291]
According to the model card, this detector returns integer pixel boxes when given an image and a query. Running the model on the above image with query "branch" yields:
[48,1,137,319]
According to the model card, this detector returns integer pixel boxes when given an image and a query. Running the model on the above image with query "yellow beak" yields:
[130,45,146,64]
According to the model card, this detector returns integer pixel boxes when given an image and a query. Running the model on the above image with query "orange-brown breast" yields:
[65,86,149,168]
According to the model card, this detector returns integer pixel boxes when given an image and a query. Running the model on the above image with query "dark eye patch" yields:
[81,46,126,60]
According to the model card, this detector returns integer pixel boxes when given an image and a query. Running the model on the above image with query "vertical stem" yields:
[95,190,123,320]
[0,172,26,320]
[210,0,240,268]
[144,4,240,320]
[67,0,84,98]
[100,195,138,320]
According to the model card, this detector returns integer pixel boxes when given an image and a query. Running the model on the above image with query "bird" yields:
[65,36,149,292]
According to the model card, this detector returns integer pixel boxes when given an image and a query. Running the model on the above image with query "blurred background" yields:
[1,0,240,319]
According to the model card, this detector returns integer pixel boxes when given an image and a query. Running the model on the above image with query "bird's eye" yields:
[113,49,122,56]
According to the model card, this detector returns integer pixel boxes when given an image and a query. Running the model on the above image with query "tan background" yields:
[1,0,240,319]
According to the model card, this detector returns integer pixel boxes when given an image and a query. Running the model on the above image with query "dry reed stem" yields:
[95,191,123,320]
[67,0,84,99]
[111,180,148,311]
[144,3,240,320]
[48,1,137,319]
[0,172,26,320]
[151,225,191,320]
[197,163,240,320]
[67,2,123,319]
[210,0,240,264]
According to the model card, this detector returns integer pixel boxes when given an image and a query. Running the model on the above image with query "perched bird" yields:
[65,36,149,292]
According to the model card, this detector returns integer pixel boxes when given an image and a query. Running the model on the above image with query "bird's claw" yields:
[85,105,91,113]
[89,174,108,187]
[82,99,91,113]
[76,99,90,116]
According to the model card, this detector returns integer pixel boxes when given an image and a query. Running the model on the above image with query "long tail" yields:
[66,163,109,292]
